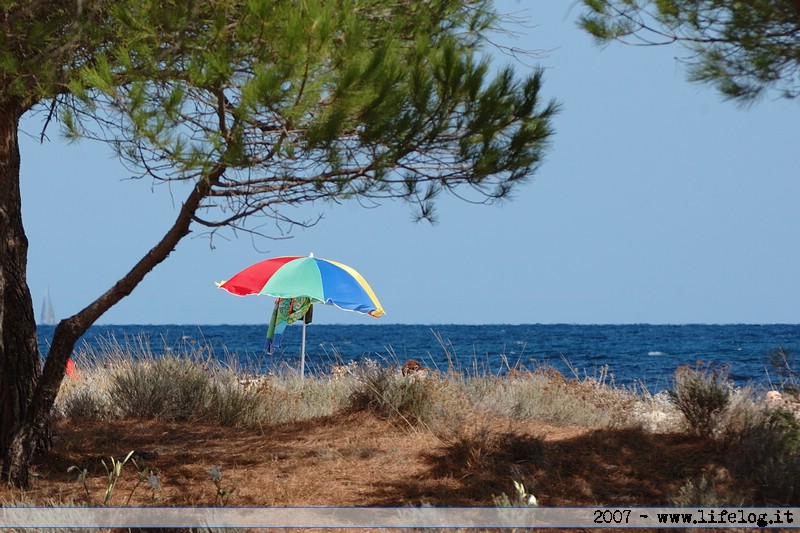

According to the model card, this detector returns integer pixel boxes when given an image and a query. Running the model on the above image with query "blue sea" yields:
[36,323,800,392]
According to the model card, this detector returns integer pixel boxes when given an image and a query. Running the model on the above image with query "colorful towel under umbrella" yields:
[218,254,384,375]
[266,297,313,354]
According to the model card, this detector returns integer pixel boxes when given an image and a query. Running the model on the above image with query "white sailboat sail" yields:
[40,288,56,326]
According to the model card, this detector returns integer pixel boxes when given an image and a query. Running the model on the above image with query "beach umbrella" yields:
[217,253,384,376]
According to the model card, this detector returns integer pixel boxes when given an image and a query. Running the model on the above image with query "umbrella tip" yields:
[309,252,314,257]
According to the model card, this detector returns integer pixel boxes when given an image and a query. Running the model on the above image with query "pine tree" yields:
[580,0,800,103]
[0,0,558,486]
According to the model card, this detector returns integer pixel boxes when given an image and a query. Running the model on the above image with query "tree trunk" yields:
[0,100,48,481]
[3,151,223,487]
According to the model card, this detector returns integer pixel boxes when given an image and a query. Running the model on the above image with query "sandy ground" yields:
[5,411,721,510]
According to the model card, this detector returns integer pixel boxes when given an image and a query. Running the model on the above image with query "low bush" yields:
[671,475,744,507]
[61,388,110,420]
[210,375,264,427]
[109,356,215,421]
[668,363,732,437]
[347,364,437,426]
[106,355,266,426]
[726,406,800,504]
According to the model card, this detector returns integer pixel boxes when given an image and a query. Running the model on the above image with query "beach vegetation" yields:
[67,450,156,506]
[507,364,638,427]
[768,346,800,395]
[8,338,794,510]
[492,479,538,507]
[670,475,744,507]
[347,363,441,427]
[725,405,800,504]
[208,465,239,507]
[668,362,733,437]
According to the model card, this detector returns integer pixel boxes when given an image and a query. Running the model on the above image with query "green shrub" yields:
[671,475,743,507]
[727,406,800,504]
[107,356,274,426]
[61,388,111,420]
[668,363,732,437]
[108,356,215,421]
[348,365,436,426]
[493,480,538,507]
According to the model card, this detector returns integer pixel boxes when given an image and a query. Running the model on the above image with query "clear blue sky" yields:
[19,1,799,326]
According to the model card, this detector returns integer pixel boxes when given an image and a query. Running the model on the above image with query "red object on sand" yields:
[66,358,76,379]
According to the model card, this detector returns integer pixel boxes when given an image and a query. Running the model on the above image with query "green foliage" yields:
[100,451,136,505]
[671,475,742,507]
[493,479,538,507]
[7,0,557,230]
[579,0,800,103]
[668,363,732,437]
[5,0,558,487]
[67,450,153,506]
[0,1,108,105]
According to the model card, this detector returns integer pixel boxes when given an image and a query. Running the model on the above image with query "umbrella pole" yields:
[300,320,306,379]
